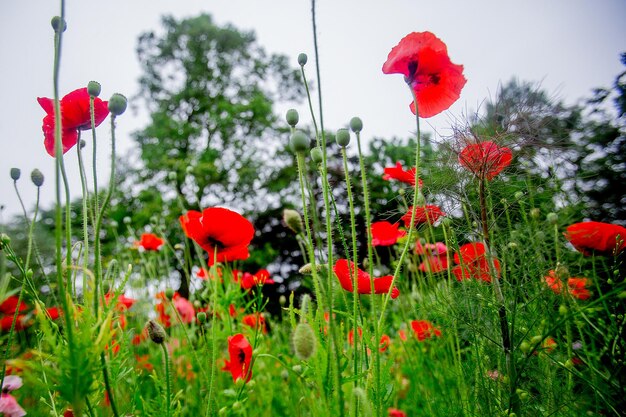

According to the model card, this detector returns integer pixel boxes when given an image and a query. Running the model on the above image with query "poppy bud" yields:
[514,191,524,200]
[507,242,518,249]
[297,53,308,66]
[293,322,316,360]
[286,109,299,127]
[79,140,87,149]
[530,335,543,346]
[299,263,313,275]
[232,401,243,411]
[558,305,568,315]
[123,216,132,224]
[529,208,540,219]
[283,209,303,234]
[10,168,20,181]
[108,93,127,116]
[291,364,302,374]
[279,295,287,306]
[146,319,166,344]
[51,16,67,32]
[168,172,177,181]
[546,212,558,225]
[290,131,309,153]
[310,147,323,164]
[335,129,351,147]
[87,81,101,97]
[164,288,175,300]
[349,117,363,133]
[0,233,10,249]
[519,341,530,354]
[197,312,207,323]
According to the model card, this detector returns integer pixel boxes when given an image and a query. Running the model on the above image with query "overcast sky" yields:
[1,0,624,218]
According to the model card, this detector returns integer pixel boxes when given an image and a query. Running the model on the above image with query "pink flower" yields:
[0,394,26,417]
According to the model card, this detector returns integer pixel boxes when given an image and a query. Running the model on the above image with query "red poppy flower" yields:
[371,221,406,246]
[136,233,164,251]
[452,242,500,283]
[333,259,400,299]
[544,271,591,300]
[155,292,195,327]
[242,313,267,334]
[388,408,407,417]
[379,334,391,352]
[383,32,466,118]
[37,88,109,156]
[104,292,137,312]
[410,320,442,341]
[382,162,423,187]
[46,307,61,320]
[0,315,30,332]
[401,205,444,228]
[415,242,449,272]
[180,207,255,265]
[564,221,626,256]
[348,327,363,345]
[135,354,154,373]
[222,333,253,383]
[235,269,275,290]
[459,141,512,181]
[0,296,28,316]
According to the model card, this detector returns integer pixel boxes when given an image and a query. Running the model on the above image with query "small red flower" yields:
[37,87,109,156]
[135,354,154,373]
[235,269,275,290]
[136,233,164,251]
[155,292,195,327]
[371,221,406,246]
[544,271,591,300]
[222,333,253,383]
[383,31,466,118]
[459,141,512,180]
[452,242,500,283]
[0,296,28,316]
[401,205,444,228]
[242,313,267,334]
[180,207,255,265]
[333,259,400,299]
[0,315,30,332]
[410,320,442,341]
[388,408,407,417]
[382,162,423,187]
[348,327,363,345]
[564,221,626,256]
[379,334,391,352]
[415,241,449,273]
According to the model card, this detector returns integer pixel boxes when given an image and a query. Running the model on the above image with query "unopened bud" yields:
[310,147,323,164]
[286,109,299,127]
[164,288,175,300]
[297,53,308,66]
[79,140,87,149]
[290,131,309,153]
[349,117,363,133]
[51,16,67,32]
[335,129,351,147]
[197,312,207,323]
[279,295,287,306]
[10,168,20,181]
[529,208,541,219]
[293,322,316,360]
[514,191,524,200]
[299,263,313,275]
[0,233,10,249]
[519,341,530,354]
[283,209,303,234]
[87,81,101,97]
[108,93,127,116]
[146,319,166,344]
[546,212,558,224]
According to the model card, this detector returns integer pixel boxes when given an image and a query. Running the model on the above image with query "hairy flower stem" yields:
[161,343,172,417]
[76,133,90,288]
[90,97,100,220]
[341,147,361,416]
[479,179,516,414]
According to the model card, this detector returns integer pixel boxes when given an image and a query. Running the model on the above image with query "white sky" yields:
[1,0,624,218]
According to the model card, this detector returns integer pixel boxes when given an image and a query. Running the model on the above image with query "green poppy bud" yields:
[349,117,363,133]
[146,319,166,344]
[335,129,351,147]
[10,168,20,181]
[291,364,302,374]
[197,312,207,323]
[297,53,308,66]
[31,169,44,187]
[108,93,127,116]
[519,341,530,354]
[290,131,309,153]
[0,233,11,250]
[51,16,67,33]
[514,191,524,200]
[79,140,87,149]
[283,209,303,234]
[279,295,287,306]
[507,242,518,249]
[310,147,323,164]
[293,322,316,360]
[164,288,175,300]
[299,263,313,275]
[286,109,299,127]
[87,81,101,97]
[558,305,568,315]
[531,335,543,346]
[529,208,540,219]
[546,212,558,224]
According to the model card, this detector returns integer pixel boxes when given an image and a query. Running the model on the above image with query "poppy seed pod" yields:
[336,129,351,147]
[286,109,299,127]
[51,16,67,32]
[146,319,166,344]
[290,131,309,153]
[310,147,323,164]
[297,53,308,66]
[293,322,316,360]
[10,168,20,181]
[87,81,101,98]
[31,169,44,187]
[108,93,127,116]
[283,209,303,234]
[349,117,363,133]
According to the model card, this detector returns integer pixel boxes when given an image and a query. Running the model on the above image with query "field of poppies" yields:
[1,3,625,417]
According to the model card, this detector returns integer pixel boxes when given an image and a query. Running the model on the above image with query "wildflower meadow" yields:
[1,2,625,417]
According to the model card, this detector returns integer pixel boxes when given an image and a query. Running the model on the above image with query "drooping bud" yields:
[293,322,316,360]
[146,319,166,344]
[310,147,323,164]
[349,117,363,133]
[87,81,101,97]
[30,169,44,187]
[286,109,299,127]
[51,16,67,33]
[10,168,20,181]
[297,53,308,66]
[283,209,303,234]
[335,129,351,147]
[290,131,309,153]
[108,93,127,116]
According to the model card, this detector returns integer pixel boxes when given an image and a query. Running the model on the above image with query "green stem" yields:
[161,343,171,417]
[76,132,90,287]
